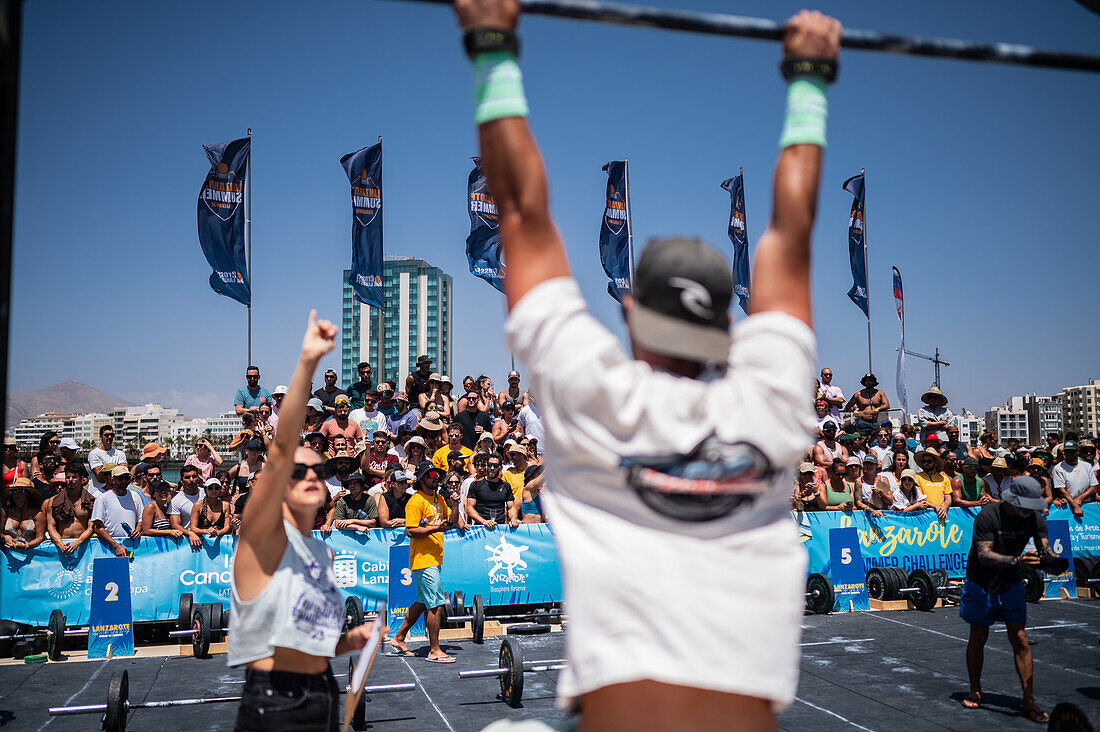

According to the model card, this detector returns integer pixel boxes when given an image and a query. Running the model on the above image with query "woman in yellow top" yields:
[914,449,952,521]
[387,460,456,663]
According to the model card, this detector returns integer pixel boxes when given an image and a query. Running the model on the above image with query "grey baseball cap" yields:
[628,237,733,363]
[1002,476,1048,512]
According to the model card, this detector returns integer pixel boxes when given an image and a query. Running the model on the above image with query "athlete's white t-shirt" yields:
[505,277,815,710]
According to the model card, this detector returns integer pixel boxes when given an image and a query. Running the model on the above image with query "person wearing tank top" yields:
[812,423,848,468]
[952,457,990,508]
[229,313,378,731]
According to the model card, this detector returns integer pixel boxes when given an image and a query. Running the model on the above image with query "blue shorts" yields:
[412,566,446,610]
[959,578,1027,627]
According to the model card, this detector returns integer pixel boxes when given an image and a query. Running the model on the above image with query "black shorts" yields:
[235,667,339,731]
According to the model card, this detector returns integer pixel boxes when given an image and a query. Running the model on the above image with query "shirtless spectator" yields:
[816,367,844,421]
[812,422,848,468]
[321,396,364,456]
[494,401,525,444]
[45,465,96,555]
[91,466,142,557]
[228,412,269,456]
[498,370,530,409]
[844,373,890,437]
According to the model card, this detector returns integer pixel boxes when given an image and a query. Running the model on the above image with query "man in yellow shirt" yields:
[388,461,455,663]
[502,442,531,501]
[915,449,952,521]
[433,424,472,471]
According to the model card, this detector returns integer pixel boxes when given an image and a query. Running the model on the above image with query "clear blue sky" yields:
[9,0,1100,419]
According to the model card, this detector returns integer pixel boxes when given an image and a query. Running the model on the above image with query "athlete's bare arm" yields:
[455,0,571,312]
[750,12,840,329]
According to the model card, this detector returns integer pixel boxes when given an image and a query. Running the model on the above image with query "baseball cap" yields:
[447,449,466,461]
[507,444,528,458]
[509,370,520,379]
[1064,440,1079,451]
[862,454,879,465]
[334,394,350,406]
[900,469,918,481]
[204,477,221,488]
[963,457,979,468]
[58,437,79,451]
[273,384,289,396]
[477,432,495,443]
[861,373,879,386]
[110,465,132,478]
[429,372,442,381]
[417,354,433,365]
[50,472,66,484]
[925,434,940,442]
[345,472,368,487]
[501,399,517,411]
[331,450,355,464]
[798,462,816,474]
[394,391,409,402]
[392,469,412,483]
[1002,476,1048,512]
[846,456,861,467]
[325,368,337,376]
[628,237,733,363]
[245,439,264,452]
[306,397,324,411]
[151,479,172,493]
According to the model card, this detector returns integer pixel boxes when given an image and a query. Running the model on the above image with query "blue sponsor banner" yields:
[87,558,134,658]
[828,527,869,611]
[843,172,869,318]
[465,157,505,294]
[1042,520,1075,598]
[197,137,251,306]
[387,544,424,638]
[599,161,631,302]
[341,142,386,309]
[720,172,750,314]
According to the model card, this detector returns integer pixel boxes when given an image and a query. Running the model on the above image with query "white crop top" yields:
[228,520,344,667]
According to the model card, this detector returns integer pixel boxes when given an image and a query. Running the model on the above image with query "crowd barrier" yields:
[1,505,1097,626]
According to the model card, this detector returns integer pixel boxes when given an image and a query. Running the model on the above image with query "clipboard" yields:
[342,603,386,732]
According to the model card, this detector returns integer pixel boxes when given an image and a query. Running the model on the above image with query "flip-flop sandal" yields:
[1021,705,1048,723]
[386,644,414,657]
[962,694,981,709]
[425,655,456,664]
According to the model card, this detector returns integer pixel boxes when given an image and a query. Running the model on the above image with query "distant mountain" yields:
[6,380,136,425]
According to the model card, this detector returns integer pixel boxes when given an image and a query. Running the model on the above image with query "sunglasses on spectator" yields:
[291,463,334,480]
[247,375,260,380]
[49,439,61,445]
[447,480,462,486]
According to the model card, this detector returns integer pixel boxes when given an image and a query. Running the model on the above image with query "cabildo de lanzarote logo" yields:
[333,551,358,589]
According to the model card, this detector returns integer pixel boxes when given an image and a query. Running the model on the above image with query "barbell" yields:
[384,0,1100,74]
[865,568,940,611]
[48,668,417,732]
[804,572,834,614]
[441,592,565,644]
[457,637,566,707]
[0,609,87,661]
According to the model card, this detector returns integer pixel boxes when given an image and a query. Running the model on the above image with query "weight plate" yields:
[472,594,485,645]
[1049,701,1098,732]
[1091,558,1100,584]
[886,567,906,600]
[105,668,128,732]
[192,609,210,658]
[505,623,551,635]
[805,573,833,614]
[906,569,938,611]
[11,640,30,660]
[441,598,454,630]
[1020,566,1044,603]
[178,593,193,633]
[453,590,465,617]
[0,619,19,657]
[532,611,553,625]
[1073,557,1097,587]
[344,596,364,633]
[222,605,231,633]
[930,569,949,590]
[866,569,888,601]
[499,637,524,708]
[208,603,223,632]
[47,609,64,661]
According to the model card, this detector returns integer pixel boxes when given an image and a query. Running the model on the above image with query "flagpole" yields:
[246,127,252,367]
[624,158,635,282]
[861,167,871,374]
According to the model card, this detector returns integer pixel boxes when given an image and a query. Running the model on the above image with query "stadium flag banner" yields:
[197,137,251,306]
[1042,519,1075,598]
[843,172,869,318]
[599,161,632,302]
[87,557,134,658]
[893,266,908,416]
[720,172,750,314]
[341,142,386,309]
[465,157,506,293]
[828,527,870,611]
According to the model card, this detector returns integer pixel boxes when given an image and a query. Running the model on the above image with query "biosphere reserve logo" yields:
[604,183,627,235]
[47,567,85,601]
[201,161,244,221]
[352,169,382,226]
[470,181,499,229]
[485,535,529,584]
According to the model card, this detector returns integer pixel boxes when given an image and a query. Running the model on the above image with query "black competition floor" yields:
[2,600,1098,731]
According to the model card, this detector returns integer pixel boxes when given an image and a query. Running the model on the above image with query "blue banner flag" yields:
[893,266,909,416]
[599,161,632,302]
[720,172,750,314]
[341,142,386,309]
[466,157,505,293]
[843,172,869,318]
[197,137,251,306]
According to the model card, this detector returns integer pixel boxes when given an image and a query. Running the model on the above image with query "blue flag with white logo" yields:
[466,157,505,294]
[341,142,386,309]
[599,161,632,302]
[843,172,869,318]
[197,137,250,306]
[720,172,750,314]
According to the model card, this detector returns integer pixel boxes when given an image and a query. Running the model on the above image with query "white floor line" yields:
[865,612,1100,680]
[1060,599,1100,610]
[1017,623,1088,630]
[801,638,876,647]
[401,657,457,732]
[794,696,878,732]
[35,659,108,731]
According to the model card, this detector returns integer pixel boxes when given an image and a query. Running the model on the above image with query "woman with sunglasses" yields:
[3,477,45,551]
[141,480,185,539]
[2,439,28,493]
[230,312,377,730]
[401,437,428,473]
[30,431,60,483]
[419,373,451,417]
[192,477,233,540]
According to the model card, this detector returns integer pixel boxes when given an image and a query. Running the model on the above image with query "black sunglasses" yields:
[291,462,334,480]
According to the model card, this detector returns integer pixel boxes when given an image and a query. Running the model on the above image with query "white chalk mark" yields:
[36,659,109,731]
[401,657,457,732]
[801,638,877,647]
[795,696,878,731]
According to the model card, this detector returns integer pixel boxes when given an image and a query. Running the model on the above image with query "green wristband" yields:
[473,51,530,125]
[778,75,828,149]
